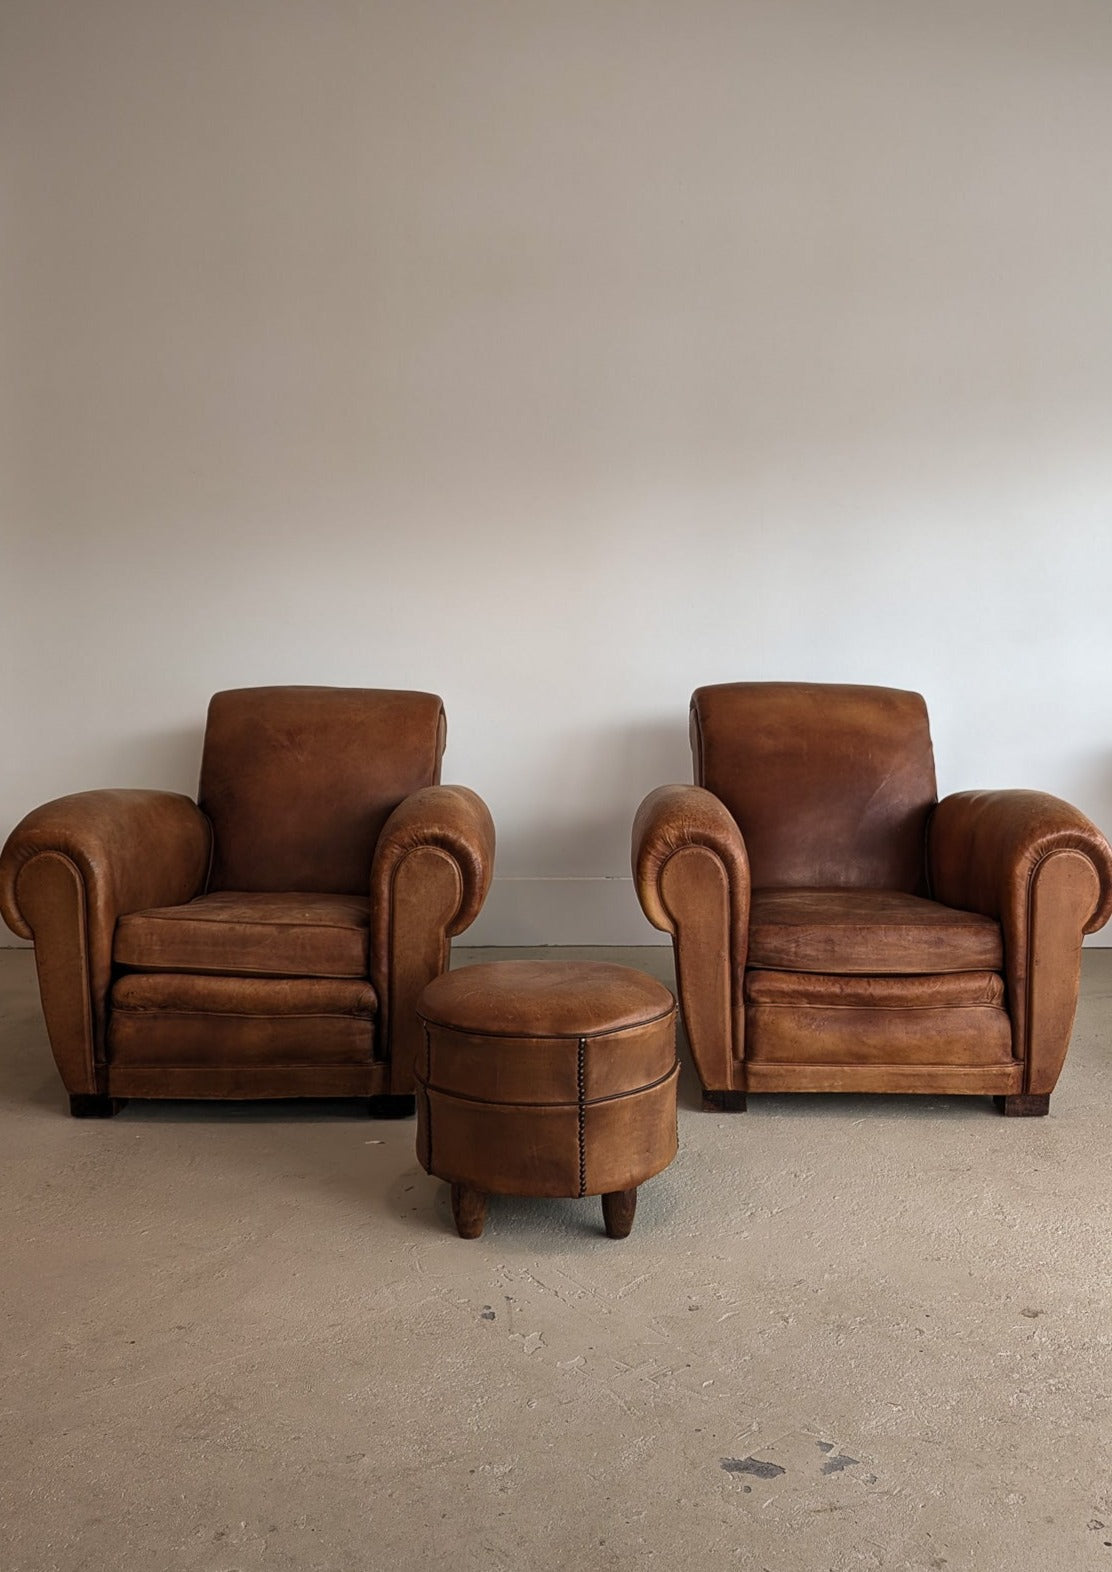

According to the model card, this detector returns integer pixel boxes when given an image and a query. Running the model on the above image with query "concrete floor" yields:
[2,946,1111,1572]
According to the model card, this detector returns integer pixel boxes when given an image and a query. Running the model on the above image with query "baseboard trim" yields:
[462,877,659,946]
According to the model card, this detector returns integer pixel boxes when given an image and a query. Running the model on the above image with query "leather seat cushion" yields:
[748,888,1004,975]
[107,974,376,1068]
[114,891,371,979]
[418,960,675,1040]
[745,969,1013,1065]
[745,969,1005,1010]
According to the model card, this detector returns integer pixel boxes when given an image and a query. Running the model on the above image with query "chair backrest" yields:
[200,687,446,894]
[691,682,937,891]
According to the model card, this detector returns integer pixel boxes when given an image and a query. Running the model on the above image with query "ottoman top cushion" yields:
[418,961,674,1039]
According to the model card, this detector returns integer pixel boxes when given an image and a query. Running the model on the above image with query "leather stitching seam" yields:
[111,1008,376,1022]
[16,850,98,1086]
[1020,846,1097,1094]
[122,913,368,932]
[657,841,745,1078]
[748,1002,1006,1013]
[383,840,464,1077]
[418,1061,680,1109]
[115,962,368,979]
[418,1006,675,1041]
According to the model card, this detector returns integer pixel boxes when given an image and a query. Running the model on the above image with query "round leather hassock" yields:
[416,961,678,1201]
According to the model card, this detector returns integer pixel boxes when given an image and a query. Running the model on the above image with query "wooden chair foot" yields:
[995,1093,1051,1118]
[68,1094,127,1119]
[367,1094,416,1120]
[702,1089,747,1112]
[451,1183,487,1239]
[601,1188,637,1239]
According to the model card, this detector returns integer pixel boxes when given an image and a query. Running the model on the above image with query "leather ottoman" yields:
[415,961,679,1238]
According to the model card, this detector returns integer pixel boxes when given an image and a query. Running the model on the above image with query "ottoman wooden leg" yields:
[451,1183,488,1239]
[602,1187,637,1239]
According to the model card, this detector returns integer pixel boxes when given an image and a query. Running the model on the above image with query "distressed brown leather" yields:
[634,683,1112,1111]
[419,1087,680,1200]
[370,784,496,1095]
[744,970,1006,1009]
[749,888,1003,974]
[0,790,211,1093]
[746,1062,1023,1097]
[115,892,370,978]
[692,682,936,891]
[930,789,1112,1097]
[632,784,749,1098]
[419,959,675,1040]
[416,961,679,1201]
[746,1005,1013,1067]
[201,686,446,894]
[0,690,494,1111]
[745,969,1012,1065]
[416,1021,674,1106]
[112,973,376,1016]
[109,1065,383,1100]
[109,975,375,1067]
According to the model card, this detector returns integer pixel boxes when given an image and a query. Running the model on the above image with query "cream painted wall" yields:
[2,1,1111,944]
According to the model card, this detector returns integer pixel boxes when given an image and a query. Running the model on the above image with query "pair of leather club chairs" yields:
[2,683,1109,1122]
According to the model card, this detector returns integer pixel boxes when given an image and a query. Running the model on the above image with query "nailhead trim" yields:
[576,1036,587,1198]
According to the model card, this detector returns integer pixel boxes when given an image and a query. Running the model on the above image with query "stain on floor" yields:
[721,1456,786,1480]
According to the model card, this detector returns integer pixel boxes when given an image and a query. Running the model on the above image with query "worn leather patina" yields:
[0,687,494,1116]
[634,682,1112,1115]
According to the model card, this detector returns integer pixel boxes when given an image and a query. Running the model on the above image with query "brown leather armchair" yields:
[634,683,1112,1116]
[0,687,495,1118]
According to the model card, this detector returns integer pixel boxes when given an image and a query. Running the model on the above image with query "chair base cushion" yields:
[745,968,1013,1065]
[113,891,371,979]
[748,888,1004,975]
[107,974,376,1067]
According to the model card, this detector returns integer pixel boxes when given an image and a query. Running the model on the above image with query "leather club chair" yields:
[0,686,495,1118]
[634,682,1112,1116]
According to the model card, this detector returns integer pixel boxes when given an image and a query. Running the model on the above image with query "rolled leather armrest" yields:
[929,789,1112,932]
[929,789,1112,1094]
[632,784,750,1093]
[370,785,496,1094]
[0,789,213,1093]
